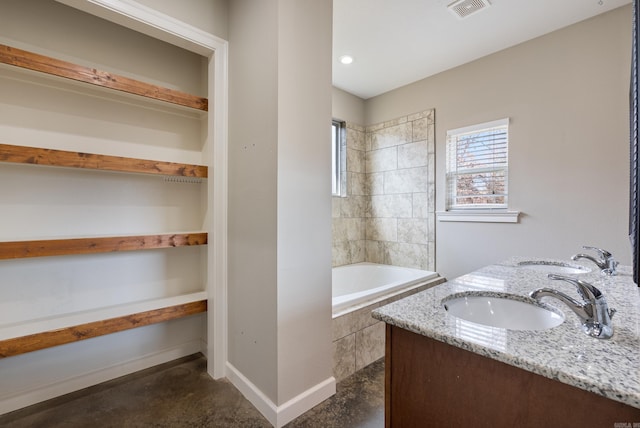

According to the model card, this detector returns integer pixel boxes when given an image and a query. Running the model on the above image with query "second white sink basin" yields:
[442,293,565,330]
[516,260,590,275]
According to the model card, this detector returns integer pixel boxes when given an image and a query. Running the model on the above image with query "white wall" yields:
[0,0,210,414]
[364,5,632,279]
[228,0,334,425]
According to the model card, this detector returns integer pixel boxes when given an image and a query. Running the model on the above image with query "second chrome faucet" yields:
[571,245,618,276]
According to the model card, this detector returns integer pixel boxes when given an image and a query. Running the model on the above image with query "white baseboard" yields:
[226,362,336,428]
[276,375,336,427]
[0,340,202,416]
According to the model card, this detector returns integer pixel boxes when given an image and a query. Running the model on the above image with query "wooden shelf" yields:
[0,292,207,358]
[0,144,208,178]
[0,44,208,111]
[0,42,211,361]
[0,232,208,260]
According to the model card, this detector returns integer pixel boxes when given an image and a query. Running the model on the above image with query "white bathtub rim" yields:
[332,263,440,316]
[332,275,443,318]
[332,263,436,297]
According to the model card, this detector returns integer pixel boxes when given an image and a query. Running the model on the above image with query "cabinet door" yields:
[386,325,640,427]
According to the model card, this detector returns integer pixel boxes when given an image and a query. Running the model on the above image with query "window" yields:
[446,118,509,210]
[332,120,344,196]
[440,118,518,223]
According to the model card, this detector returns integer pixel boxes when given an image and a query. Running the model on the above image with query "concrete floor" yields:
[0,354,384,427]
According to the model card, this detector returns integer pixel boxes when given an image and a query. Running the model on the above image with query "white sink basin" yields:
[442,294,565,330]
[516,261,590,275]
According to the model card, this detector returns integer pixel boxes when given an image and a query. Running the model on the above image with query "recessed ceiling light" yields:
[339,55,354,65]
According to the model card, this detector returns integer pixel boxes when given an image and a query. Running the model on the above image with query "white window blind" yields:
[332,120,343,196]
[446,118,509,210]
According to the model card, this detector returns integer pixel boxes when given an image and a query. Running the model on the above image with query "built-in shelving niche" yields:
[0,43,209,357]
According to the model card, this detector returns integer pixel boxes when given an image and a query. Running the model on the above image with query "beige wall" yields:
[276,0,334,406]
[332,87,365,125]
[134,0,228,40]
[364,5,632,279]
[228,0,334,421]
[228,0,279,402]
[1,0,205,95]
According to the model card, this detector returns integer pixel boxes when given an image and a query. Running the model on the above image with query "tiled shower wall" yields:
[332,123,367,266]
[332,110,435,271]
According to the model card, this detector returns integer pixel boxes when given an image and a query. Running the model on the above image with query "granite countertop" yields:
[372,257,640,409]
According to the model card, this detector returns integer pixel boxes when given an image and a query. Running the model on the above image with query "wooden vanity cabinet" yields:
[385,325,640,427]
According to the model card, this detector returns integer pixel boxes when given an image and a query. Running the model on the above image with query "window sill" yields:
[436,210,520,223]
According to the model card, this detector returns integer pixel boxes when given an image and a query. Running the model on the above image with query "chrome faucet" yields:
[571,246,618,276]
[529,274,616,339]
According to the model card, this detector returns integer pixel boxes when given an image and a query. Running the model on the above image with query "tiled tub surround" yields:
[372,257,640,409]
[332,273,445,381]
[332,123,366,266]
[332,110,435,270]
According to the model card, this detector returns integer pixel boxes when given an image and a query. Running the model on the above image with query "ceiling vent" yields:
[447,0,491,19]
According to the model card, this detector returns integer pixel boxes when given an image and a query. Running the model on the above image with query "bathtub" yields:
[332,262,439,314]
[331,262,443,380]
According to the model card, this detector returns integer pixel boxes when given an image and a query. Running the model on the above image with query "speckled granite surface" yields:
[372,257,640,409]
